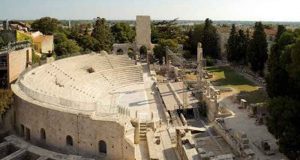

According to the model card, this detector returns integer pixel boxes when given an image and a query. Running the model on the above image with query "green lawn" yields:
[206,66,268,103]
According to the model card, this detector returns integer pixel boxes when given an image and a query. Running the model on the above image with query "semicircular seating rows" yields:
[19,54,143,113]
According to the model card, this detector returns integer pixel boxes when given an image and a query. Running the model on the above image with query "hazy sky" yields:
[1,0,300,21]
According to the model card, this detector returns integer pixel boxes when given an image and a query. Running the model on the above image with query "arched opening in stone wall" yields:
[116,49,124,55]
[20,124,25,137]
[66,135,73,146]
[98,140,107,154]
[139,45,147,60]
[128,48,135,59]
[25,128,30,140]
[40,128,46,140]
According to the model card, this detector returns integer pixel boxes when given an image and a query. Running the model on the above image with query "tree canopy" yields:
[184,24,204,55]
[111,22,135,43]
[91,17,113,52]
[266,26,300,159]
[202,18,220,59]
[31,17,60,35]
[226,25,249,64]
[54,32,81,56]
[247,22,268,74]
[151,19,186,44]
[0,89,13,116]
[184,18,220,59]
[67,24,99,52]
[77,35,99,52]
[153,39,178,64]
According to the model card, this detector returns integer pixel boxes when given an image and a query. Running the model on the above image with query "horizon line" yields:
[1,18,300,23]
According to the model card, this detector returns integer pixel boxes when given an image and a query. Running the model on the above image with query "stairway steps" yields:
[139,123,148,141]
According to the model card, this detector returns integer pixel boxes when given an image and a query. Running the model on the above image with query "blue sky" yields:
[1,0,300,21]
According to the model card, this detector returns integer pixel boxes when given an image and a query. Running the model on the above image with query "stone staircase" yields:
[139,123,147,141]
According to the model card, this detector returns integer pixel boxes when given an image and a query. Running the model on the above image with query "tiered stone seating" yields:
[106,55,134,68]
[19,53,143,110]
[101,66,143,87]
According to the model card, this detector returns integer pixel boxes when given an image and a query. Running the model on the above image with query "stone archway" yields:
[98,140,107,154]
[116,48,124,55]
[40,128,46,140]
[139,45,148,60]
[128,47,135,59]
[66,135,73,146]
[112,43,138,57]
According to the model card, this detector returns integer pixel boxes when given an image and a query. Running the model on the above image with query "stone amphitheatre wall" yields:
[13,94,135,160]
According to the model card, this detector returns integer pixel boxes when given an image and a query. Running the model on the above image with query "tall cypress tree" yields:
[91,17,113,52]
[227,25,249,64]
[202,18,220,59]
[237,29,249,64]
[247,22,268,74]
[227,24,238,62]
[275,25,286,43]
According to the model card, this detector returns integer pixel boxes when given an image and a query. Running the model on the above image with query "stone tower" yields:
[135,16,151,49]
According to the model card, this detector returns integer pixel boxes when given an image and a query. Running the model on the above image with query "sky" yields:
[1,0,300,21]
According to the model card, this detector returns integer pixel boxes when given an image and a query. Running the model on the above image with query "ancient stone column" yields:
[133,119,140,144]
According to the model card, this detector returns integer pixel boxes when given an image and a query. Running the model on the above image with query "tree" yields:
[0,89,13,115]
[266,25,290,98]
[55,40,81,56]
[111,22,135,43]
[153,39,178,64]
[226,24,238,62]
[91,17,113,52]
[275,25,286,42]
[247,22,268,74]
[54,32,81,56]
[277,31,296,50]
[151,19,186,44]
[185,19,220,58]
[266,27,300,159]
[202,18,220,59]
[267,97,300,159]
[78,35,99,52]
[184,25,204,55]
[226,25,249,64]
[66,24,99,52]
[288,38,300,100]
[31,17,60,35]
[236,29,249,64]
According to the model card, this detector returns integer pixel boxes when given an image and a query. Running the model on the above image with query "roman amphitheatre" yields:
[0,16,288,160]
[12,52,155,159]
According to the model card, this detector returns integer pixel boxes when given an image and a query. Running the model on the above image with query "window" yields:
[66,135,73,146]
[98,140,107,154]
[40,128,46,140]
